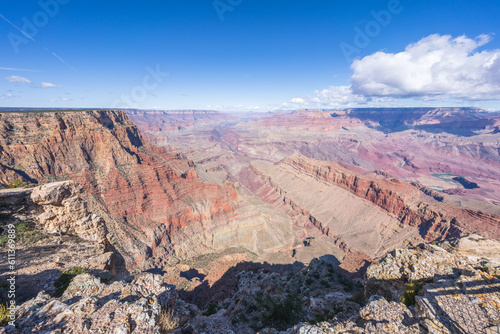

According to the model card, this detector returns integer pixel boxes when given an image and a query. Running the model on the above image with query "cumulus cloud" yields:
[41,82,62,88]
[290,97,307,105]
[4,75,31,84]
[290,34,500,108]
[289,86,368,108]
[314,86,367,105]
[351,34,500,100]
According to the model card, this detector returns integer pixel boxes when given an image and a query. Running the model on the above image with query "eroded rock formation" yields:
[7,235,500,333]
[31,181,108,244]
[0,110,295,273]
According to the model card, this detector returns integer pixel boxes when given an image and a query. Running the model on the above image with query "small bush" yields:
[203,302,218,316]
[348,289,366,306]
[0,236,8,247]
[15,222,28,233]
[54,267,88,297]
[5,179,28,189]
[14,222,47,245]
[320,280,330,288]
[401,280,424,307]
[159,308,180,333]
[0,303,10,326]
[261,293,301,329]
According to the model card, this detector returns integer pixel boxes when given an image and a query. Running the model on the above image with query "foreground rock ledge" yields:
[2,236,500,333]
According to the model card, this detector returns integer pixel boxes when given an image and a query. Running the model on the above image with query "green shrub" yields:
[14,222,47,245]
[0,236,8,247]
[54,267,88,297]
[5,179,28,189]
[203,303,218,316]
[0,302,10,326]
[261,293,301,328]
[15,222,28,232]
[401,280,424,307]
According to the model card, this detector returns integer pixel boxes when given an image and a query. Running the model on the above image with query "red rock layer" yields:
[0,110,239,269]
[282,155,500,241]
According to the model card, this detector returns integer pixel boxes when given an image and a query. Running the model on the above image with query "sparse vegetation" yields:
[0,236,8,247]
[313,310,332,324]
[13,222,47,245]
[255,293,302,329]
[0,222,47,246]
[158,308,180,333]
[54,267,89,297]
[401,280,424,307]
[0,303,9,326]
[5,179,28,189]
[348,289,366,306]
[203,302,218,316]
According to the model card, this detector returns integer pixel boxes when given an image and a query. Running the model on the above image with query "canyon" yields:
[0,108,499,333]
[1,108,499,276]
[0,110,294,276]
[128,108,500,270]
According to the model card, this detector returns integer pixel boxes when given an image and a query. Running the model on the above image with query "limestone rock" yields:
[31,181,74,206]
[14,273,189,334]
[451,234,500,262]
[30,181,108,244]
[416,274,500,334]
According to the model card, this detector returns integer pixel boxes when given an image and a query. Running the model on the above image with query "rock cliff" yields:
[280,154,500,241]
[0,110,294,272]
[0,181,115,305]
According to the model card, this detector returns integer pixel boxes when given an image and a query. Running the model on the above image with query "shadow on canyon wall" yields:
[335,109,498,137]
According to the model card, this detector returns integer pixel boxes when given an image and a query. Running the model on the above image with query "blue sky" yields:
[1,0,499,111]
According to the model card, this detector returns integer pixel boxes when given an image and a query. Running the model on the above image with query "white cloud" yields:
[289,34,500,108]
[0,67,42,72]
[4,75,31,84]
[41,82,62,88]
[314,86,367,105]
[289,86,368,108]
[290,97,307,105]
[351,34,500,100]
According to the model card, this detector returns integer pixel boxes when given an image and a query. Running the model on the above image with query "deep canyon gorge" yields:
[1,108,499,333]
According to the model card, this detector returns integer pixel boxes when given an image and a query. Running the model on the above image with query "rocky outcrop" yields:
[12,273,194,333]
[31,181,108,245]
[364,236,500,334]
[190,236,500,333]
[7,236,500,333]
[283,295,423,334]
[282,236,500,334]
[0,182,117,305]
